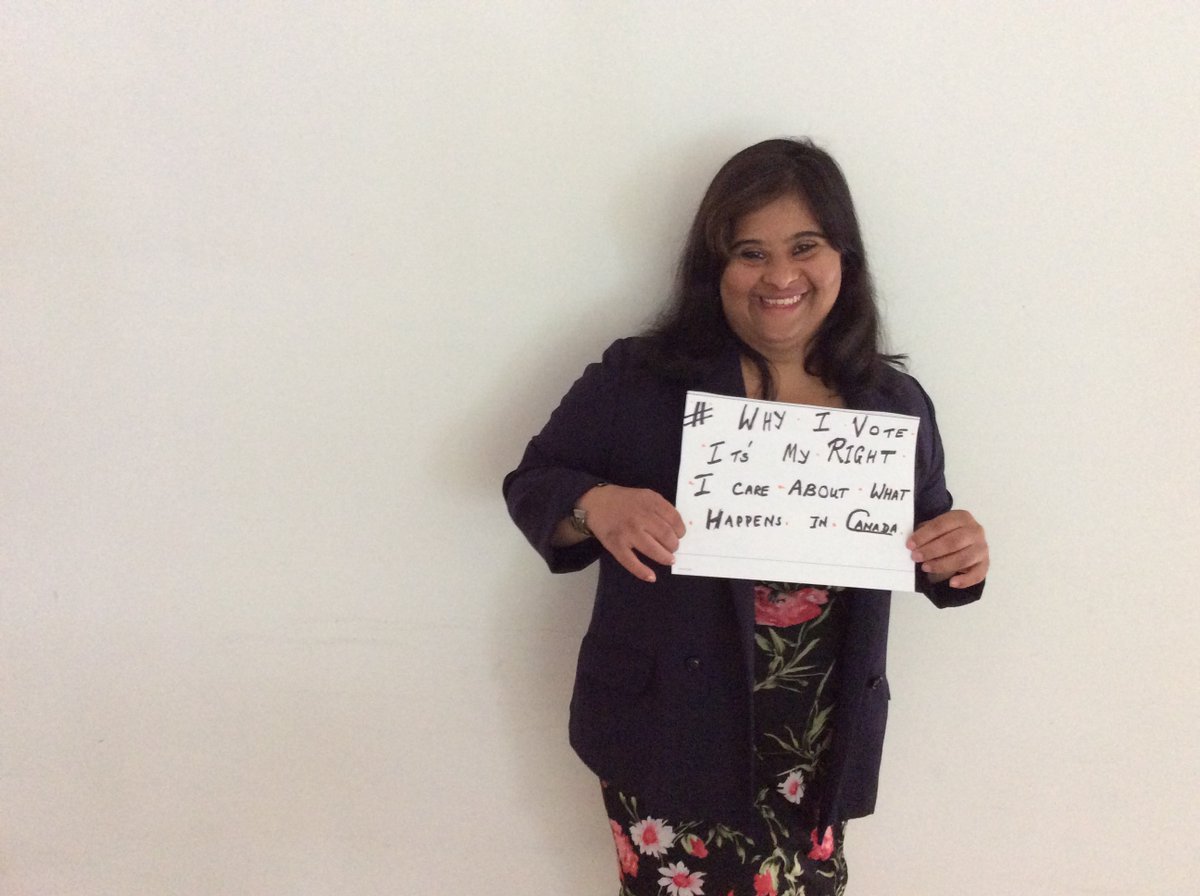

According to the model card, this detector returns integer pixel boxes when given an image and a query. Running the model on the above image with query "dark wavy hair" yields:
[644,137,904,400]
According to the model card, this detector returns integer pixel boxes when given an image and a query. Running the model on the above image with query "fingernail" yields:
[911,551,923,562]
[921,563,931,572]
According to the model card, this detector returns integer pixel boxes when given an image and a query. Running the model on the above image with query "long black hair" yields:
[644,138,904,400]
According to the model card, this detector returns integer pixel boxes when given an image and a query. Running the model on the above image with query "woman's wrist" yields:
[570,483,608,537]
[550,483,608,547]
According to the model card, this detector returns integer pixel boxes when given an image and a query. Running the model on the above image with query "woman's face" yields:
[719,193,843,363]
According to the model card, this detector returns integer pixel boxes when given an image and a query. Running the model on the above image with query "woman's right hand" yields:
[576,484,686,583]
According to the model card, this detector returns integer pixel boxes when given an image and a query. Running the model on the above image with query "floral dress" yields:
[603,583,848,896]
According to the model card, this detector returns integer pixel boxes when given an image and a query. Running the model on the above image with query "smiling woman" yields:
[503,138,989,895]
[719,194,843,378]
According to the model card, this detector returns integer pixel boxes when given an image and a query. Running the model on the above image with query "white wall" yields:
[3,3,1198,893]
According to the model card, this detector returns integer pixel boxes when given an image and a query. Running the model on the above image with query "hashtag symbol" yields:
[683,400,713,427]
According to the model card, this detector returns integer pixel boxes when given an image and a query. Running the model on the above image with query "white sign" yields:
[673,391,918,591]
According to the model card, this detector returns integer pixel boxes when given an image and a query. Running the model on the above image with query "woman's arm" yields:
[906,375,988,606]
[548,483,685,584]
[503,339,684,581]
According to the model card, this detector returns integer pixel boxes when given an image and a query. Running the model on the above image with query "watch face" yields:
[571,507,590,536]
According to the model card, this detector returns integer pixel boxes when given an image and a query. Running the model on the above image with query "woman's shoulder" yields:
[572,336,681,398]
[863,362,939,419]
[597,335,654,366]
[595,334,718,383]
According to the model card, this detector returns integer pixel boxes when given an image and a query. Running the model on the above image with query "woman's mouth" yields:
[759,293,804,308]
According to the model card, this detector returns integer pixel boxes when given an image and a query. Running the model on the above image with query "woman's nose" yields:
[761,259,799,289]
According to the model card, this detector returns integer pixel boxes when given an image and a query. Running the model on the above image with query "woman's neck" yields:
[741,355,843,408]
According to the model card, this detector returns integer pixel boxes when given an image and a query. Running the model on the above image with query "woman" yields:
[503,138,988,896]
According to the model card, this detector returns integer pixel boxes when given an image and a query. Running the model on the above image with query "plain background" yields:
[3,3,1199,894]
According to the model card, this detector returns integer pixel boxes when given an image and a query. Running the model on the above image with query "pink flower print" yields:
[753,871,778,896]
[657,860,706,896]
[777,769,805,805]
[609,818,639,880]
[754,585,828,627]
[808,825,835,861]
[684,834,708,858]
[630,817,676,857]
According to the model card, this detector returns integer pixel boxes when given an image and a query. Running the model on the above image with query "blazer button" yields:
[868,675,884,690]
[685,656,702,672]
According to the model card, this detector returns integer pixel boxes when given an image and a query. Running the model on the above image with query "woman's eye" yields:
[738,249,765,261]
[793,242,818,255]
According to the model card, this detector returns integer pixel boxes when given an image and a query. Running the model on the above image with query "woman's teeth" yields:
[761,295,802,307]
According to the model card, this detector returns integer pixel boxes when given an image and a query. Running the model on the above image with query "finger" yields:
[609,502,683,546]
[658,504,687,539]
[596,514,679,557]
[911,527,979,564]
[948,560,988,589]
[920,547,985,579]
[906,517,953,550]
[630,535,677,568]
[643,494,687,539]
[612,546,658,583]
[665,512,687,540]
[907,510,972,550]
[642,517,682,554]
[600,526,676,578]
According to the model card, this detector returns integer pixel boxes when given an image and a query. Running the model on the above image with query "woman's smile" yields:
[758,291,807,308]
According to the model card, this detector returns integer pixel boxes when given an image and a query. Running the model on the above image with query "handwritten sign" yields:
[673,391,918,591]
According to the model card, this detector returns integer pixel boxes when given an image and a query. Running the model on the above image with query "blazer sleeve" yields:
[502,339,630,573]
[909,376,985,609]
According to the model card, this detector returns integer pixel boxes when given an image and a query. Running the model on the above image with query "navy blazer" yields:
[503,337,983,831]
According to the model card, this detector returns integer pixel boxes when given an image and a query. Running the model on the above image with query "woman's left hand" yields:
[907,509,989,589]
